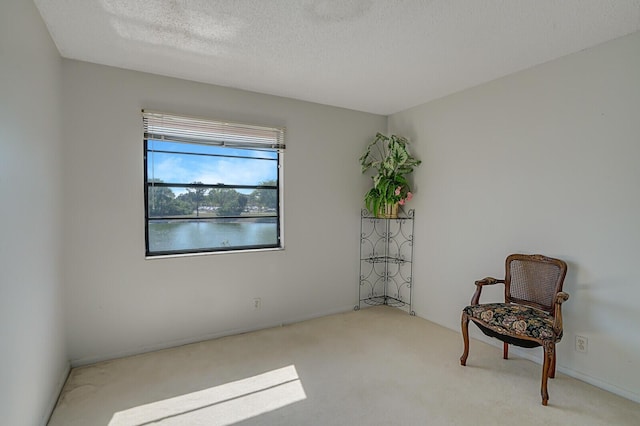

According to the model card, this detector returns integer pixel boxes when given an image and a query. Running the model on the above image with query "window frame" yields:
[143,111,285,257]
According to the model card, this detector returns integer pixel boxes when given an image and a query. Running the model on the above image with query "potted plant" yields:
[359,133,421,218]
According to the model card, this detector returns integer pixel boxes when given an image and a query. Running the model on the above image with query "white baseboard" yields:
[414,310,640,405]
[68,307,640,405]
[42,362,70,426]
[507,345,640,403]
[70,305,356,368]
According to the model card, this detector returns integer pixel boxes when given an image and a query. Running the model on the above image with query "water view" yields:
[149,220,278,252]
[145,138,281,254]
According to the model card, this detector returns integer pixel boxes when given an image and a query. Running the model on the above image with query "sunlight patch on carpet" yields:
[109,365,306,425]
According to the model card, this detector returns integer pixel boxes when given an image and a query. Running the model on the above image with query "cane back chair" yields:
[460,254,569,405]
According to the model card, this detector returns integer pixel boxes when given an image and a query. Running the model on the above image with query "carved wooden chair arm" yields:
[555,292,570,304]
[553,291,570,334]
[470,277,505,305]
[475,277,505,286]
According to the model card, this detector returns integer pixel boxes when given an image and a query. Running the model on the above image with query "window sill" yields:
[145,246,284,260]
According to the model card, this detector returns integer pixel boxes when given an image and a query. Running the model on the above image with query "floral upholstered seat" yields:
[463,303,560,341]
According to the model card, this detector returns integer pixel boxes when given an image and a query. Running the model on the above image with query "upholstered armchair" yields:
[460,254,569,405]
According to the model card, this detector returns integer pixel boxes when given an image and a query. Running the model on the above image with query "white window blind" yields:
[142,110,285,151]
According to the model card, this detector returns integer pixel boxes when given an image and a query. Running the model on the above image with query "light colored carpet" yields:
[49,306,639,425]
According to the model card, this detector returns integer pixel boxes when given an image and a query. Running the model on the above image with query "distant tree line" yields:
[148,180,277,217]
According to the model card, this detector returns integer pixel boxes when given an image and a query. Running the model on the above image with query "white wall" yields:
[3,2,637,417]
[61,60,386,365]
[389,31,640,401]
[0,0,69,424]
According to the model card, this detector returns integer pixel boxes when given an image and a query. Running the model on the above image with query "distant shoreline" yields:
[151,216,276,224]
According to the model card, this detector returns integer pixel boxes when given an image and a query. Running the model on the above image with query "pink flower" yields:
[406,192,413,202]
[395,186,401,196]
[399,199,405,205]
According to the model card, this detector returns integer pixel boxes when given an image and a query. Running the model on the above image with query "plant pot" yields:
[377,203,399,219]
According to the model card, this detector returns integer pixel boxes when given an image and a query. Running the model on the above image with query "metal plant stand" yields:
[355,208,415,315]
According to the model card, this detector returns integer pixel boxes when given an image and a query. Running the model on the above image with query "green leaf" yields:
[360,132,421,209]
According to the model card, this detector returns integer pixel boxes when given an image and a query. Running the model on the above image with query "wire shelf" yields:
[356,209,415,315]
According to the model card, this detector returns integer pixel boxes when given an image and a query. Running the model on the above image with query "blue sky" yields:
[147,140,278,194]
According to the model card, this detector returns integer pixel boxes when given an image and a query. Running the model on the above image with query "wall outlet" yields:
[575,335,588,353]
[252,298,262,310]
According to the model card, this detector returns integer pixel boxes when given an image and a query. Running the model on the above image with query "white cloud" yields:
[153,156,276,187]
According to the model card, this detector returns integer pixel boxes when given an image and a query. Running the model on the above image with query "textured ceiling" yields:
[34,0,640,115]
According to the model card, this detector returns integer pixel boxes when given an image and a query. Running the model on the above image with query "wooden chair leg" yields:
[541,341,554,406]
[460,312,470,366]
[503,342,509,359]
[549,346,557,378]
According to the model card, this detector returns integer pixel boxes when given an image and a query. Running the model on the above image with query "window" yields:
[143,111,285,256]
